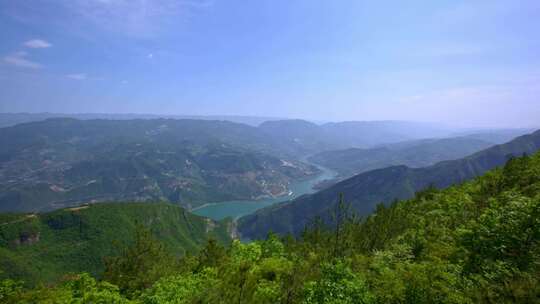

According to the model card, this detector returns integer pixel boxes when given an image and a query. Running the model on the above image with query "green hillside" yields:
[239,129,540,239]
[0,118,318,212]
[3,146,539,303]
[0,203,232,285]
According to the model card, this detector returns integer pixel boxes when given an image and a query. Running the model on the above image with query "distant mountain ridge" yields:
[3,113,531,154]
[309,136,496,177]
[259,119,457,153]
[455,129,536,144]
[0,113,286,128]
[238,129,540,239]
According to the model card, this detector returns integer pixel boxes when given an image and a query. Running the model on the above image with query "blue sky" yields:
[1,0,539,127]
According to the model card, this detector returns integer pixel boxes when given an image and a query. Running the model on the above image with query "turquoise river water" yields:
[192,163,337,220]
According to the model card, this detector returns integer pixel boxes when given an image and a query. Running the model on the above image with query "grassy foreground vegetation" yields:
[1,152,540,303]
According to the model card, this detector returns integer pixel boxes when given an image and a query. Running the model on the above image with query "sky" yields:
[0,0,539,128]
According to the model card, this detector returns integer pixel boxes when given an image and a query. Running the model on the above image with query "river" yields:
[192,163,337,220]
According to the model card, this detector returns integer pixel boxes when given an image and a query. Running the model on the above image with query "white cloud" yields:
[24,39,52,48]
[2,51,42,69]
[3,1,213,39]
[67,0,213,37]
[147,53,154,59]
[67,73,87,80]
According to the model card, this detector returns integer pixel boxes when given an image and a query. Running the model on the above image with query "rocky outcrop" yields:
[14,232,40,246]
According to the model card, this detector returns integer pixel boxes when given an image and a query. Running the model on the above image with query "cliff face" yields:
[13,232,40,246]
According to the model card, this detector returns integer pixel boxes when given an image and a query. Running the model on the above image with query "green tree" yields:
[103,224,178,297]
[303,261,374,304]
[197,238,227,270]
[0,278,24,304]
[140,268,219,304]
[11,274,129,304]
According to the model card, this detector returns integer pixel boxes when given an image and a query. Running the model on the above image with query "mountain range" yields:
[0,113,285,128]
[0,118,318,212]
[0,116,537,230]
[238,129,540,239]
[0,117,486,213]
[258,119,456,153]
[309,136,496,177]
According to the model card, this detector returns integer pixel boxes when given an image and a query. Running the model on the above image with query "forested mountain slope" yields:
[0,203,232,285]
[309,136,495,177]
[3,148,539,303]
[239,129,540,239]
[0,118,317,212]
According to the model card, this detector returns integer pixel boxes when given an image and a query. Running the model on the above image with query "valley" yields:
[192,161,337,220]
[0,116,479,214]
[2,2,540,301]
[238,129,540,238]
[0,115,538,303]
[308,136,496,178]
[0,118,320,212]
[0,116,538,303]
[2,138,539,303]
